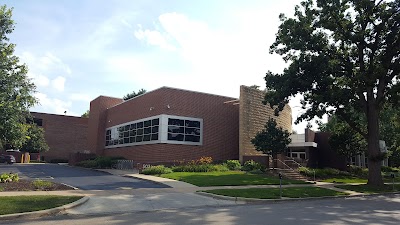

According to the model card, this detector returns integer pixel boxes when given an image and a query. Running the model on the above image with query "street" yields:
[3,194,400,225]
[0,164,168,190]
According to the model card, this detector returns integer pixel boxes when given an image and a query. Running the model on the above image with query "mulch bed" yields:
[0,180,75,192]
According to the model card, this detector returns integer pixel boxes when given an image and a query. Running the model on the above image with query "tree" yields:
[264,0,399,186]
[321,104,400,165]
[123,88,147,100]
[81,110,89,118]
[251,118,291,168]
[0,5,37,149]
[20,124,49,153]
[320,116,367,158]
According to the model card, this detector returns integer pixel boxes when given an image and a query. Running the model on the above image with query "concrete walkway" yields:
[0,168,376,216]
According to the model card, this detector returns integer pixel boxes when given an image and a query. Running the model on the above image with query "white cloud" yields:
[51,76,66,92]
[69,93,93,102]
[134,25,176,51]
[33,92,74,115]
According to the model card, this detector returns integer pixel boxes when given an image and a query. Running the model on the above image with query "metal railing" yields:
[273,158,295,171]
[115,160,135,170]
[284,159,304,169]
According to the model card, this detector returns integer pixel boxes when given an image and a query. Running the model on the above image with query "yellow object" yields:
[21,154,24,163]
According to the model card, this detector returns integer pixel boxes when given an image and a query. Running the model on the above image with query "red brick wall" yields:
[30,112,89,162]
[90,87,240,163]
[87,96,124,156]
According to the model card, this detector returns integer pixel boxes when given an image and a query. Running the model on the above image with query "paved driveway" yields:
[0,164,169,190]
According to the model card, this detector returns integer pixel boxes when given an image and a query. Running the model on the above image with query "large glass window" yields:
[105,115,202,148]
[105,116,160,147]
[167,118,201,143]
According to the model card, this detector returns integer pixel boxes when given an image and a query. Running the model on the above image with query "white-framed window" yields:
[105,114,203,148]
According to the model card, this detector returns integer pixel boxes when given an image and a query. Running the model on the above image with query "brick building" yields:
[87,86,291,164]
[30,112,89,162]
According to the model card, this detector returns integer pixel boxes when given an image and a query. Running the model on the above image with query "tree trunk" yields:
[366,104,384,186]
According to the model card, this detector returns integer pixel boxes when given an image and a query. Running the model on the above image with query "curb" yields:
[121,175,173,188]
[196,190,400,203]
[0,196,89,221]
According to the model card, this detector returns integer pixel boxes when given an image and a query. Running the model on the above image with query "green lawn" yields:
[336,184,400,194]
[321,177,367,184]
[203,187,347,199]
[160,171,308,187]
[0,196,82,215]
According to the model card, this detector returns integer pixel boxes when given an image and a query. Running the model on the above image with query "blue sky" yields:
[4,0,323,133]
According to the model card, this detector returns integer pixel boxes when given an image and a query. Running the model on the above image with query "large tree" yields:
[20,124,49,153]
[251,118,292,167]
[264,0,399,186]
[0,5,37,149]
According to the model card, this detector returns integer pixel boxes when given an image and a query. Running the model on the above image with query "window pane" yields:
[144,127,151,134]
[106,130,111,135]
[105,141,109,146]
[185,135,200,142]
[130,123,136,129]
[136,136,143,142]
[125,125,130,131]
[124,137,129,144]
[113,140,118,145]
[168,133,184,141]
[129,130,135,136]
[137,128,143,135]
[152,118,159,126]
[152,126,159,133]
[118,139,123,144]
[186,120,200,128]
[168,126,184,133]
[144,120,151,127]
[124,131,129,137]
[137,122,143,128]
[143,135,151,141]
[130,137,136,143]
[185,128,200,135]
[151,134,158,140]
[168,118,184,126]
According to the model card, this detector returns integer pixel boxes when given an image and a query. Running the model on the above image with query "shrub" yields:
[226,160,242,171]
[142,165,173,175]
[299,167,349,178]
[381,166,400,172]
[199,156,213,164]
[0,173,19,183]
[242,160,263,172]
[348,165,369,177]
[76,160,98,168]
[32,179,54,189]
[171,163,229,172]
[75,156,126,169]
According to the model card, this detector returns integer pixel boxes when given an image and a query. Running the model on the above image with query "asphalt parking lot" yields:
[0,163,169,190]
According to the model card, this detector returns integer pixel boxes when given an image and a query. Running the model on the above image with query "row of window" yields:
[105,115,202,147]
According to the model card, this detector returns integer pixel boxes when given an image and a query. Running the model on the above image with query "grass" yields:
[160,171,308,187]
[336,184,400,194]
[203,187,348,199]
[321,177,367,184]
[32,180,54,189]
[0,195,82,215]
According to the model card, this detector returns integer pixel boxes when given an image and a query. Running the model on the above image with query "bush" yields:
[348,165,369,177]
[75,156,126,169]
[226,160,242,171]
[142,165,173,175]
[32,179,54,189]
[76,160,99,168]
[242,160,263,172]
[299,167,350,178]
[0,173,19,183]
[171,163,229,172]
[381,166,400,172]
